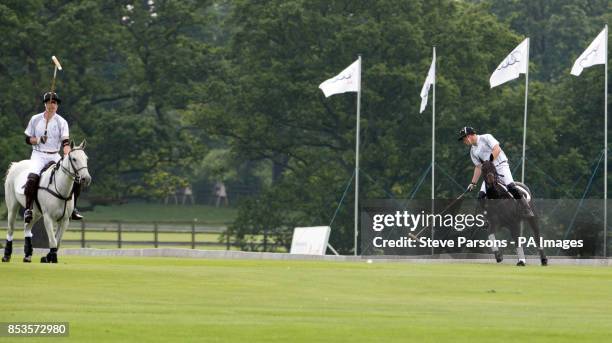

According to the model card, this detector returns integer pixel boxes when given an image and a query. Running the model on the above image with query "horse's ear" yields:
[70,140,74,149]
[489,154,494,161]
[80,139,87,150]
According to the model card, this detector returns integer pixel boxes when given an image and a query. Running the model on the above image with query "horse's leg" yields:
[526,217,548,266]
[55,218,70,250]
[511,223,526,266]
[40,214,58,263]
[487,219,503,263]
[22,213,42,263]
[2,200,19,262]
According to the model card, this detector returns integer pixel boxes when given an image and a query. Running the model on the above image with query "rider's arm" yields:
[25,135,37,145]
[491,144,501,161]
[471,165,481,185]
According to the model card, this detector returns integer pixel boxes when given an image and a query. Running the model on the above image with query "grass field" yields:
[1,257,611,342]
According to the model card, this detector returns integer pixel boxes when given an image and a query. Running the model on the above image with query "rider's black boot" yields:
[24,173,40,224]
[508,183,534,218]
[71,182,83,220]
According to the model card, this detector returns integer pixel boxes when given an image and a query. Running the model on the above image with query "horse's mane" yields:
[481,159,496,175]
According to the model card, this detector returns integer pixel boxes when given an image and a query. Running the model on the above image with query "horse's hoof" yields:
[494,251,503,263]
[23,256,32,263]
[2,256,10,263]
[541,258,548,266]
[516,260,526,267]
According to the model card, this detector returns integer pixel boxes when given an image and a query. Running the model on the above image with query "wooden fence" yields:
[0,220,285,252]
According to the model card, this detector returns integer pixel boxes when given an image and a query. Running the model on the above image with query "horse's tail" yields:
[4,161,27,194]
[5,162,14,180]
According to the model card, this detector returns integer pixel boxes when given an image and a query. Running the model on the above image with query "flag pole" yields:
[604,25,608,258]
[521,38,529,183]
[431,47,436,256]
[354,55,362,256]
[431,47,436,203]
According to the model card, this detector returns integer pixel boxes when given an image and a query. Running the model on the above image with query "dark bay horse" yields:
[481,159,548,266]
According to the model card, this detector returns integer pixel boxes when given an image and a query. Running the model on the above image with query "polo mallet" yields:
[42,56,63,143]
[408,189,470,240]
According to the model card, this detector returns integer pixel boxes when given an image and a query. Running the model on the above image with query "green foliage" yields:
[0,0,609,252]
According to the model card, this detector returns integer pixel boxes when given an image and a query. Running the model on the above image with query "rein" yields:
[37,148,88,221]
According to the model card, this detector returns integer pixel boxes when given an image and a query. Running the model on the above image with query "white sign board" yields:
[290,226,331,255]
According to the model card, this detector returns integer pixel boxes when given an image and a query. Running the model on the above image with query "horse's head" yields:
[65,139,91,186]
[480,155,498,190]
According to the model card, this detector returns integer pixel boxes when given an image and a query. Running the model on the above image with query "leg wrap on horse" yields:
[41,248,58,264]
[24,237,33,257]
[2,240,13,262]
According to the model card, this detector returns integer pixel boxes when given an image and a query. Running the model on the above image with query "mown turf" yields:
[0,256,611,342]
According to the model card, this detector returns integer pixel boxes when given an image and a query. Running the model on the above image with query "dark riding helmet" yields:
[42,92,61,104]
[458,126,476,141]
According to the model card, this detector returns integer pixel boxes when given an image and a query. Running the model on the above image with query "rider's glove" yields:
[466,182,477,192]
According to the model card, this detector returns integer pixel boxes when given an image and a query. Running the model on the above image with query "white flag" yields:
[490,38,529,88]
[571,26,608,76]
[319,59,360,97]
[420,48,436,113]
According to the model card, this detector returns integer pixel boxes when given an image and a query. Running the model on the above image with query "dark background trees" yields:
[0,0,609,252]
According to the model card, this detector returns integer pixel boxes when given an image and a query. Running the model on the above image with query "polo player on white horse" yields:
[2,92,91,263]
[23,92,84,223]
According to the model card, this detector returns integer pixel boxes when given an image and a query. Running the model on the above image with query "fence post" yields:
[118,221,122,249]
[226,227,230,250]
[191,219,196,249]
[154,222,158,248]
[263,228,268,252]
[80,221,85,248]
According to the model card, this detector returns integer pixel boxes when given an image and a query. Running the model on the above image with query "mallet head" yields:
[51,55,63,70]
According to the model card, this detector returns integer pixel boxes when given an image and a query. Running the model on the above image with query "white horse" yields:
[3,140,91,263]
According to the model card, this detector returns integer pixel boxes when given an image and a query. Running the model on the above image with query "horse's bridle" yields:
[59,148,88,184]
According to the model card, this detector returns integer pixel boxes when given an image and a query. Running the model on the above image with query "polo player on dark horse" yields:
[459,126,547,266]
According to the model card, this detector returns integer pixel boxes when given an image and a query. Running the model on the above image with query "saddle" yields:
[40,161,57,174]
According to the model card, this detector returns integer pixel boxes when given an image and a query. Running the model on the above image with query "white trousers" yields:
[480,162,514,193]
[30,150,61,174]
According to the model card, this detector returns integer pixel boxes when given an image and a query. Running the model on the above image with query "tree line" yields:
[0,0,610,252]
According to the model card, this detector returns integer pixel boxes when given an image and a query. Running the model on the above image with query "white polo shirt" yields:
[470,134,508,167]
[24,112,69,153]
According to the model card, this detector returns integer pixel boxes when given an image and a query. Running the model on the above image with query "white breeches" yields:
[30,150,61,174]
